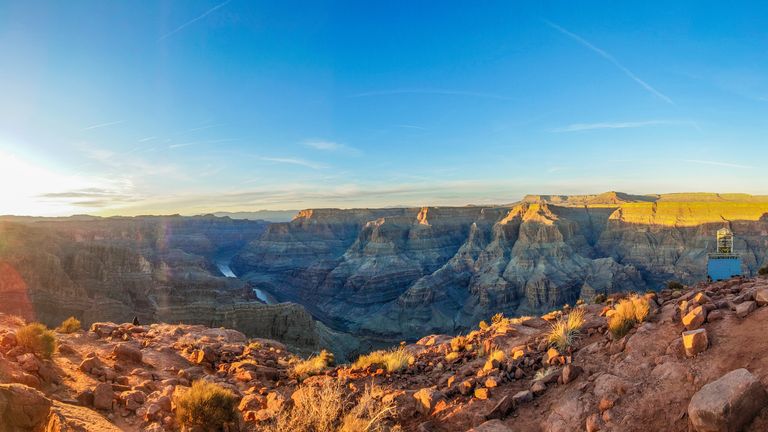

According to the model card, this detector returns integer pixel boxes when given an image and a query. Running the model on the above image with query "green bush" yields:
[174,380,238,431]
[16,323,57,359]
[56,316,81,334]
[758,266,768,276]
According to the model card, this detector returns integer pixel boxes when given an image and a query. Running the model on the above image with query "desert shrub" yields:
[759,266,768,276]
[16,323,57,359]
[491,313,505,325]
[174,380,238,431]
[478,320,489,330]
[607,295,650,339]
[56,316,81,334]
[666,281,684,291]
[353,348,413,373]
[593,293,607,304]
[576,299,585,306]
[270,381,401,432]
[293,350,335,379]
[449,335,467,352]
[546,308,585,351]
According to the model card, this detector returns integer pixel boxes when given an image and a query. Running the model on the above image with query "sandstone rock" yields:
[593,374,626,400]
[706,310,723,322]
[512,390,533,405]
[754,288,768,306]
[0,383,52,429]
[79,353,105,375]
[561,364,582,385]
[93,382,114,411]
[735,301,756,318]
[688,368,768,432]
[531,381,547,396]
[113,343,143,363]
[682,329,709,357]
[485,394,514,420]
[485,377,498,388]
[586,412,605,432]
[90,323,117,338]
[682,306,707,330]
[413,387,445,415]
[474,387,490,400]
[120,390,146,411]
[459,379,475,396]
[467,419,515,432]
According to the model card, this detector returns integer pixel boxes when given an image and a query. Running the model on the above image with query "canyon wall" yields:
[233,193,768,341]
[0,216,357,356]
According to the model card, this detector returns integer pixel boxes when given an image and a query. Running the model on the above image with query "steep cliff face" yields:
[0,216,358,356]
[234,194,768,341]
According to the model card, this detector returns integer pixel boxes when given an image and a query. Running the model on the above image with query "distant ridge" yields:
[210,210,298,222]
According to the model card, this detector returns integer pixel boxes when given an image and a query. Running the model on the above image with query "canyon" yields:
[2,192,768,358]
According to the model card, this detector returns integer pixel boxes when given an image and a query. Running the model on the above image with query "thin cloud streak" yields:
[158,0,232,41]
[544,20,674,105]
[553,120,697,132]
[82,120,125,131]
[303,139,361,155]
[350,89,514,101]
[684,159,753,169]
[258,157,327,170]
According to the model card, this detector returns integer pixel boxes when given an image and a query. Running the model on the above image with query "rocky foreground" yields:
[3,276,768,431]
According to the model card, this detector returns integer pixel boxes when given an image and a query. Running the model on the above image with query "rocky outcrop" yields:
[234,194,768,341]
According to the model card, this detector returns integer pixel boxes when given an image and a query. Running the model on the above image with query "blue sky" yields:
[1,1,768,216]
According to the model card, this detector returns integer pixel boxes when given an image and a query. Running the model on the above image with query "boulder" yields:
[90,322,117,338]
[682,306,707,330]
[688,368,768,432]
[0,383,52,429]
[512,390,533,405]
[485,395,514,420]
[754,288,768,306]
[531,381,547,396]
[120,390,146,411]
[561,364,582,385]
[93,382,114,411]
[113,344,143,363]
[413,387,445,415]
[735,301,756,318]
[79,353,105,375]
[682,329,709,357]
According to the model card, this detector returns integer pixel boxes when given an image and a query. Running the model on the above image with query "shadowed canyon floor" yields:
[3,276,768,431]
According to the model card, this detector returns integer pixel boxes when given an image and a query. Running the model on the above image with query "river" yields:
[214,256,278,305]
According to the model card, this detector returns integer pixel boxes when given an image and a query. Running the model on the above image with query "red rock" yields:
[467,419,515,432]
[682,306,707,330]
[413,387,445,415]
[561,364,582,384]
[0,383,52,429]
[688,368,768,432]
[754,288,768,306]
[113,343,143,363]
[512,390,533,405]
[93,382,115,411]
[682,329,709,357]
[735,301,756,318]
[485,395,514,420]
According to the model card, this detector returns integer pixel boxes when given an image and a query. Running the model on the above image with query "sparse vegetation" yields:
[174,380,238,431]
[667,281,684,291]
[445,351,460,362]
[269,380,401,432]
[56,316,81,334]
[607,295,651,339]
[759,265,768,276]
[478,320,489,330]
[593,293,607,304]
[491,312,505,325]
[16,322,57,359]
[449,335,467,352]
[546,308,585,351]
[487,348,505,363]
[353,347,413,373]
[293,350,335,379]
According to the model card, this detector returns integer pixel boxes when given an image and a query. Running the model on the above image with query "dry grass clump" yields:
[269,380,401,432]
[56,316,81,334]
[16,322,57,359]
[491,313,505,325]
[607,295,650,339]
[593,294,607,304]
[293,350,335,379]
[174,380,238,431]
[353,348,413,373]
[546,308,585,351]
[449,335,467,352]
[759,265,768,276]
[478,320,489,330]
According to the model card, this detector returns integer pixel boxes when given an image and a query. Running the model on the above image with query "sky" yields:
[1,1,768,216]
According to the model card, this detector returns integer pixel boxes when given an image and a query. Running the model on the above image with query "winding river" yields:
[214,255,278,305]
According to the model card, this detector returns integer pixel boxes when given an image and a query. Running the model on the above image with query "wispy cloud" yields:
[168,142,198,149]
[258,157,327,170]
[303,139,361,155]
[544,20,674,105]
[350,88,514,101]
[553,120,697,132]
[138,136,157,142]
[159,0,232,41]
[394,124,427,130]
[684,159,753,169]
[82,120,125,131]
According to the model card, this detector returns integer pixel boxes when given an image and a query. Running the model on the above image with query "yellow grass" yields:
[174,380,238,430]
[16,322,57,359]
[546,308,585,351]
[56,316,81,334]
[607,295,650,339]
[353,348,413,373]
[293,350,335,379]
